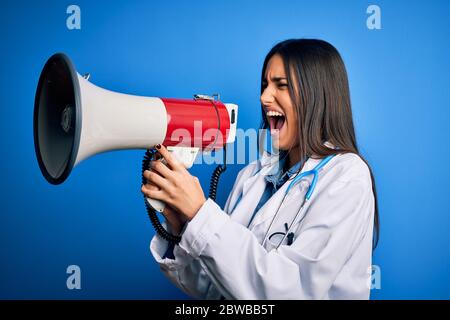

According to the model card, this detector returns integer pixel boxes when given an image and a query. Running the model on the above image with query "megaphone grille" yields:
[34,53,81,184]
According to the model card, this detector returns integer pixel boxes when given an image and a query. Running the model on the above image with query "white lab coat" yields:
[150,150,375,300]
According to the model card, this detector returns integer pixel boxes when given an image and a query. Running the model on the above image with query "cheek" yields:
[283,101,297,126]
[288,118,298,139]
[285,104,298,139]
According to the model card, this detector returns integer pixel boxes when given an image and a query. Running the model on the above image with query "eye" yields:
[278,83,288,89]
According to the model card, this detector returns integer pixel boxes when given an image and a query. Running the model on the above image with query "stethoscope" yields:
[261,154,336,249]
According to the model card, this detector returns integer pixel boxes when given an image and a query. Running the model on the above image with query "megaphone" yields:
[34,53,238,243]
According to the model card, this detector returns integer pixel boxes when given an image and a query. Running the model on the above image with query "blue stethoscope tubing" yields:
[262,154,336,249]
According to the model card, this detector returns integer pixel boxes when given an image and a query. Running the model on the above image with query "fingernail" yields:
[155,144,161,149]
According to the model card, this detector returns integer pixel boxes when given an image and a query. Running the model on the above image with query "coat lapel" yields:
[229,151,278,227]
[247,157,322,240]
[229,172,267,227]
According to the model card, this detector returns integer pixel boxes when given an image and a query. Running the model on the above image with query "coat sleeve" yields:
[150,224,211,299]
[149,165,251,299]
[177,157,375,299]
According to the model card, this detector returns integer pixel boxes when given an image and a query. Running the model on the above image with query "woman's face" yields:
[261,54,299,151]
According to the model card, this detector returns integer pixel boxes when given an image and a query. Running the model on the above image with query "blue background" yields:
[1,0,449,299]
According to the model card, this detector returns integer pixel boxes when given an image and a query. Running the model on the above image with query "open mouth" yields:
[267,110,286,132]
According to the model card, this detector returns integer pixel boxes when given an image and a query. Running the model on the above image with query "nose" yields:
[260,86,275,106]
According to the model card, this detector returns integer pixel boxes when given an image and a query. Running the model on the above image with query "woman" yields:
[141,39,379,299]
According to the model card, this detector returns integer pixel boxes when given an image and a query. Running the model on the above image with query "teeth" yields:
[266,110,284,117]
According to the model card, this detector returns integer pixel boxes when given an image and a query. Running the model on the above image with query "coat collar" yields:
[239,143,337,230]
[241,150,277,197]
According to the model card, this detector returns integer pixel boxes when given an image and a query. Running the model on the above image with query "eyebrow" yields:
[263,76,287,82]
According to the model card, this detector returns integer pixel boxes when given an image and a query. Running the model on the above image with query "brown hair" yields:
[260,39,379,249]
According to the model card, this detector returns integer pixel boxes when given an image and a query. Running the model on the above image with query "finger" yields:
[141,183,157,192]
[141,184,166,200]
[143,169,171,190]
[154,152,162,160]
[150,159,173,179]
[144,154,161,172]
[155,144,182,170]
[144,183,160,191]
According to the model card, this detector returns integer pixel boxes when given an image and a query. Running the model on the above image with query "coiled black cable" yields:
[142,145,227,244]
[208,146,227,200]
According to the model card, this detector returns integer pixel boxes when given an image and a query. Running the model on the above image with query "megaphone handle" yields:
[144,147,199,213]
[145,196,166,213]
[142,149,181,244]
[145,156,168,212]
[142,145,227,245]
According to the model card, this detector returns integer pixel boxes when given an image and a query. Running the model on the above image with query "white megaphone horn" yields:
[34,53,238,238]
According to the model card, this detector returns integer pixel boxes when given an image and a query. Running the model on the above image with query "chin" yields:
[272,140,287,151]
